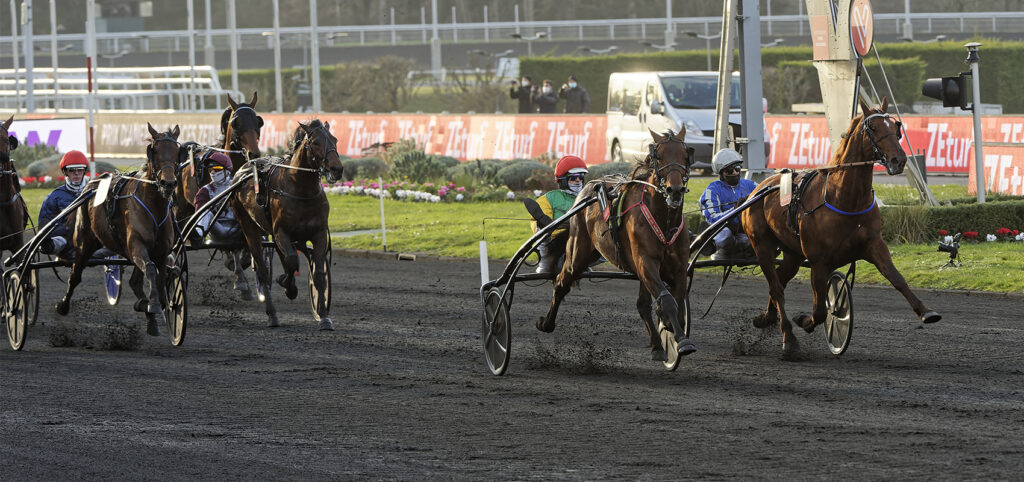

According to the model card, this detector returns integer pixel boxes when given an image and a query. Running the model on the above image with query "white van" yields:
[606,71,765,172]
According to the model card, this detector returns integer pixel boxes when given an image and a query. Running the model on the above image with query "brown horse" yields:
[539,130,697,361]
[230,120,344,330]
[0,116,27,261]
[221,92,263,173]
[57,124,180,336]
[741,98,940,359]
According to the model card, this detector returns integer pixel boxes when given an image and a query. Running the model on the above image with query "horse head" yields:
[855,97,907,175]
[645,129,693,209]
[296,120,344,183]
[147,123,181,199]
[223,91,263,161]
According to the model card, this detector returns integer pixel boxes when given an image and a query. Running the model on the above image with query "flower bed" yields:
[325,179,517,203]
[939,228,1024,243]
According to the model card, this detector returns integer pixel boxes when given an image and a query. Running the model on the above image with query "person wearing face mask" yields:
[509,75,537,113]
[192,152,242,244]
[558,74,591,113]
[699,148,757,260]
[533,79,558,113]
[526,155,588,273]
[38,150,91,257]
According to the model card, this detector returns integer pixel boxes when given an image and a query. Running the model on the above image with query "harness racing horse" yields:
[221,92,263,173]
[539,130,697,361]
[231,120,344,330]
[0,115,27,261]
[741,98,941,360]
[57,124,181,336]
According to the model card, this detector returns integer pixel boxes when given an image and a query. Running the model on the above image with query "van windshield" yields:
[661,76,741,110]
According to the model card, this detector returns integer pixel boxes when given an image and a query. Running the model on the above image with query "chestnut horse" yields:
[741,98,940,359]
[221,92,263,173]
[230,120,344,330]
[0,116,26,262]
[58,124,181,336]
[540,130,697,361]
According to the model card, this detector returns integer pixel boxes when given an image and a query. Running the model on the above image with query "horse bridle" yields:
[148,133,183,180]
[861,113,904,172]
[646,132,692,207]
[297,125,339,179]
[0,126,22,206]
[227,105,261,159]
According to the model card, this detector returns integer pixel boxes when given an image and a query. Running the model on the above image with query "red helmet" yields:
[554,155,587,178]
[59,150,89,170]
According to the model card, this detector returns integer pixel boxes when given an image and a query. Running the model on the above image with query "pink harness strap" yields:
[621,188,685,246]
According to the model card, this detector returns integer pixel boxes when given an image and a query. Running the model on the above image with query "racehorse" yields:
[0,115,27,261]
[741,97,941,360]
[57,124,181,336]
[230,120,344,330]
[539,129,697,361]
[221,92,263,173]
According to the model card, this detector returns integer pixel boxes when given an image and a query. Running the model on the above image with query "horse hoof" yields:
[921,311,941,324]
[237,289,253,301]
[651,348,668,361]
[781,342,802,361]
[145,313,161,337]
[224,256,235,271]
[285,286,298,300]
[752,313,773,329]
[318,318,335,331]
[795,314,815,333]
[54,301,69,316]
[535,316,555,333]
[677,338,697,357]
[268,316,280,328]
[133,299,148,313]
[276,273,290,288]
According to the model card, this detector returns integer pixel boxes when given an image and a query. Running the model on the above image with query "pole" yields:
[483,5,488,42]
[187,0,196,111]
[9,0,21,113]
[430,0,441,80]
[272,0,282,113]
[22,0,34,113]
[378,177,387,252]
[967,42,984,203]
[903,0,913,41]
[48,0,57,111]
[704,23,712,71]
[664,0,674,52]
[228,0,238,94]
[204,0,214,66]
[310,0,321,112]
[86,0,96,176]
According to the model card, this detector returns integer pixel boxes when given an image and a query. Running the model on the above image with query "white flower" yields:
[943,235,954,245]
[43,175,53,183]
[430,195,440,203]
[18,178,25,186]
[455,193,464,202]
[986,234,997,242]
[354,186,364,194]
[1016,233,1024,241]
[506,191,515,200]
[533,190,542,197]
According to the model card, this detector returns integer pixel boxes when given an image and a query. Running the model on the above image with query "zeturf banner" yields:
[968,144,1024,196]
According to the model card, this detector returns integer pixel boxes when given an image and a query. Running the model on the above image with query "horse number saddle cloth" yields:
[787,170,819,238]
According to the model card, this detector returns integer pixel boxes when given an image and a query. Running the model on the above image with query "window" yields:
[608,78,624,112]
[622,85,642,116]
[661,76,741,109]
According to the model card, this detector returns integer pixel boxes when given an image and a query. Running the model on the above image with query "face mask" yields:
[542,86,552,94]
[211,169,229,184]
[521,81,530,87]
[568,82,577,89]
[64,168,87,192]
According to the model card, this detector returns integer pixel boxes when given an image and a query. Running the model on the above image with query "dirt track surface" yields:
[2,254,1022,479]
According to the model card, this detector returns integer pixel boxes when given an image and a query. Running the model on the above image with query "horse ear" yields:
[324,121,330,131]
[256,116,264,128]
[858,96,872,116]
[686,146,695,165]
[8,135,18,150]
[171,125,181,139]
[299,121,312,134]
[880,96,890,113]
[226,94,239,110]
[2,115,12,130]
[249,91,258,108]
[147,122,158,139]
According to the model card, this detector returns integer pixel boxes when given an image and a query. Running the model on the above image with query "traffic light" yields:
[922,72,970,110]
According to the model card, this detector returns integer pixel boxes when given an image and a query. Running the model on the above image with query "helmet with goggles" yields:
[59,150,90,192]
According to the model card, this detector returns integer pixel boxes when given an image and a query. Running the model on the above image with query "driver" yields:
[192,152,242,244]
[38,150,90,258]
[699,148,757,260]
[527,155,588,274]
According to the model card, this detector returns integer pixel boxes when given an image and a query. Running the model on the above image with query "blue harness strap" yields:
[132,194,172,228]
[824,198,876,216]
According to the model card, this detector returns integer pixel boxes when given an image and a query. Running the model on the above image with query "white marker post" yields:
[378,177,387,252]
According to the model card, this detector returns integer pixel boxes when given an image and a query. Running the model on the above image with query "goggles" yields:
[564,173,586,182]
[721,166,741,175]
[65,167,87,174]
[209,165,225,171]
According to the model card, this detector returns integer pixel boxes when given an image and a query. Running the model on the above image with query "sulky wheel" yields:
[104,259,123,306]
[4,270,28,351]
[482,287,512,376]
[164,268,188,347]
[307,246,332,317]
[823,270,853,355]
[24,267,39,326]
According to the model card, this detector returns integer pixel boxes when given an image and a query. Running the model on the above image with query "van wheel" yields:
[611,142,623,163]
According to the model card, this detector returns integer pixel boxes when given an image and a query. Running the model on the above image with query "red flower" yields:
[938,229,948,236]
[1013,230,1020,236]
[963,231,979,239]
[22,176,36,184]
[997,227,1012,236]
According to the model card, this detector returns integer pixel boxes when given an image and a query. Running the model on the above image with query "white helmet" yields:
[711,148,743,175]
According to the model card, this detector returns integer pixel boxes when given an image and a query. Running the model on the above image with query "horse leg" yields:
[309,231,333,331]
[273,233,299,300]
[864,238,941,324]
[795,263,832,333]
[636,287,666,361]
[127,241,163,336]
[245,231,278,327]
[55,238,99,316]
[538,226,593,333]
[231,250,252,301]
[128,267,148,313]
[631,258,689,357]
[750,237,800,359]
[668,271,697,356]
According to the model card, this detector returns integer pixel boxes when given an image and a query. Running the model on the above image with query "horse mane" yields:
[219,107,232,135]
[828,110,871,166]
[286,120,326,156]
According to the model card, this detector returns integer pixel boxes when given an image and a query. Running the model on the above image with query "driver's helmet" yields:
[205,152,232,184]
[711,148,743,175]
[59,150,90,192]
[554,155,588,193]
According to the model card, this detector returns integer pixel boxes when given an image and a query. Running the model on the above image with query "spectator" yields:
[509,76,536,113]
[533,80,558,113]
[559,74,591,113]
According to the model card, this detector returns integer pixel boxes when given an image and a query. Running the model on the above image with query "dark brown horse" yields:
[221,92,263,173]
[230,120,344,330]
[0,115,26,261]
[57,124,180,336]
[741,98,940,359]
[539,130,697,361]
